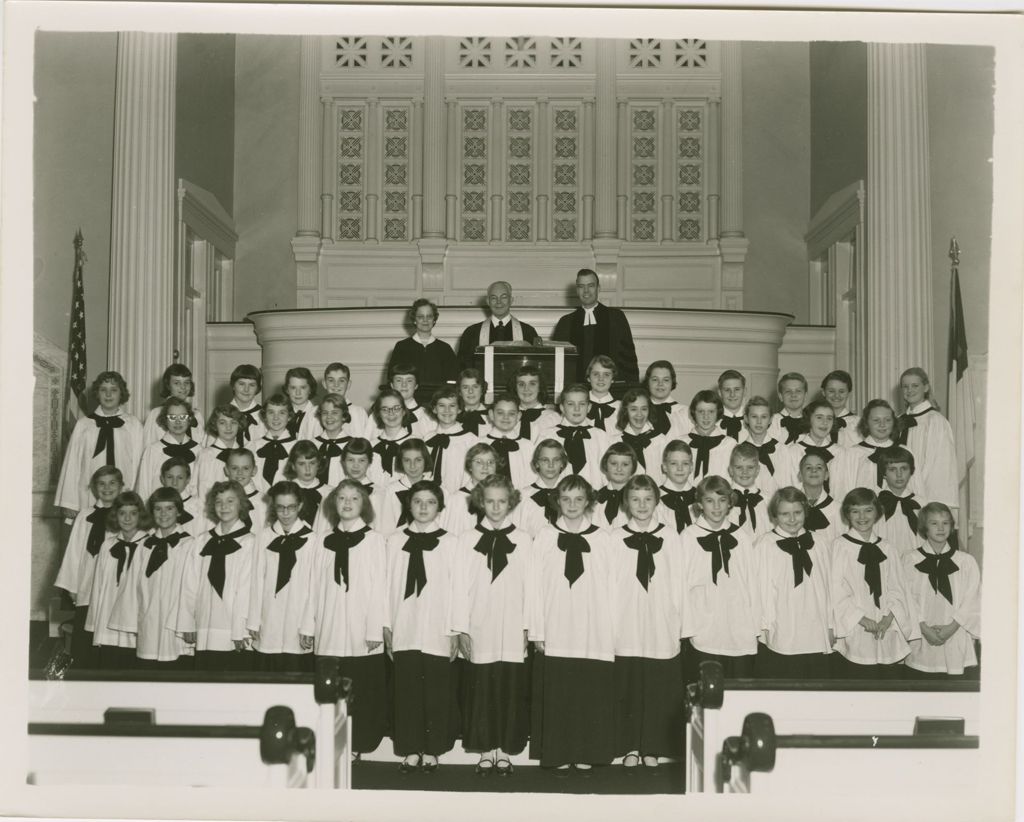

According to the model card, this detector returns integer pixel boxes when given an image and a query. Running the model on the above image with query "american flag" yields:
[946,238,976,541]
[64,230,88,435]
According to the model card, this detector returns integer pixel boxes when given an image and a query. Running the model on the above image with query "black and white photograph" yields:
[2,2,1022,821]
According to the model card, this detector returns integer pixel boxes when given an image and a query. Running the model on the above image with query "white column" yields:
[718,42,748,309]
[865,43,934,401]
[320,99,334,240]
[594,39,618,239]
[421,37,446,238]
[108,32,177,417]
[489,97,504,241]
[296,36,321,238]
[615,100,629,239]
[444,98,458,239]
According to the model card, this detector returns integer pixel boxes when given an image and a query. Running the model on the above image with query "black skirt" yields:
[70,605,98,670]
[754,644,832,679]
[257,651,316,674]
[530,654,615,767]
[391,650,458,757]
[194,649,256,672]
[318,653,388,753]
[613,655,684,757]
[462,659,530,755]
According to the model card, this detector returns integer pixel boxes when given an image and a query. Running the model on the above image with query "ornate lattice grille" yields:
[505,106,534,242]
[382,105,411,242]
[551,106,580,242]
[461,106,488,241]
[336,106,365,240]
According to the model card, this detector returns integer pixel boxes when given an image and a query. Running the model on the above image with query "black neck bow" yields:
[201,525,250,598]
[844,534,886,607]
[777,531,815,586]
[914,546,958,605]
[266,525,313,593]
[473,523,516,581]
[402,528,444,598]
[696,525,739,585]
[323,525,369,589]
[90,414,124,465]
[555,525,597,586]
[623,525,664,590]
[143,531,186,577]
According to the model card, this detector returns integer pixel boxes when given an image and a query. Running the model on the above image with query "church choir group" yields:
[53,353,981,776]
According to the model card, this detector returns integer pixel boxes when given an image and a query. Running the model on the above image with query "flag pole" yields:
[63,230,89,446]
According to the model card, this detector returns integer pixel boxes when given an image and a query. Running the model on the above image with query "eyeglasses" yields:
[380,406,404,414]
[274,504,300,513]
[167,414,191,422]
[471,459,497,468]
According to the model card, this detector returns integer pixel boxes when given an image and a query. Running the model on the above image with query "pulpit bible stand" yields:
[472,341,578,405]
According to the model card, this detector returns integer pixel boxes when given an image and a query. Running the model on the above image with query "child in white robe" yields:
[656,441,697,534]
[548,383,613,488]
[875,447,923,557]
[141,363,205,447]
[715,369,747,441]
[479,396,534,489]
[611,388,670,485]
[136,397,201,503]
[897,367,959,515]
[340,438,386,521]
[726,443,772,542]
[378,439,432,536]
[440,442,498,535]
[282,440,334,536]
[321,362,369,439]
[585,355,621,432]
[227,363,265,447]
[312,393,355,486]
[836,399,924,504]
[251,393,298,492]
[643,361,690,439]
[592,442,637,531]
[786,399,843,492]
[367,388,418,485]
[685,390,733,484]
[455,368,490,437]
[821,370,859,449]
[768,372,809,445]
[797,452,841,548]
[195,405,243,500]
[284,366,320,440]
[518,440,570,538]
[423,387,475,492]
[737,395,794,498]
[507,365,559,442]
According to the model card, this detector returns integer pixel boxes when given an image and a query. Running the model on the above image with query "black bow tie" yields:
[286,409,305,438]
[266,525,313,593]
[799,443,835,465]
[779,415,806,444]
[623,526,663,590]
[373,436,406,476]
[804,496,833,532]
[696,526,738,585]
[861,442,897,487]
[831,415,849,443]
[394,487,414,528]
[323,525,369,589]
[257,437,296,486]
[754,439,777,474]
[688,433,725,477]
[895,406,934,446]
[777,531,815,586]
[90,414,125,464]
[649,401,676,436]
[298,485,325,525]
[915,546,958,605]
[587,402,616,431]
[315,436,350,483]
[621,430,656,468]
[596,485,623,523]
[236,406,262,446]
[556,425,591,474]
[201,525,250,598]
[530,485,558,525]
[487,436,521,480]
[556,526,597,586]
[844,534,886,607]
[660,486,695,532]
[143,531,186,577]
[85,507,108,557]
[734,489,763,531]
[162,438,198,464]
[458,409,488,436]
[879,490,920,534]
[473,524,516,581]
[211,442,232,464]
[519,407,544,440]
[425,433,451,477]
[720,415,743,440]
[402,529,444,598]
[110,537,140,584]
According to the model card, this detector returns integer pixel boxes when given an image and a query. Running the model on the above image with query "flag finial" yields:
[948,237,960,267]
[74,229,88,265]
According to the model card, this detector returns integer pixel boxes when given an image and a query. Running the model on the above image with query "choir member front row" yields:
[57,447,981,775]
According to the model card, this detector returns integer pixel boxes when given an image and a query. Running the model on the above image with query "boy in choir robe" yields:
[592,443,638,531]
[284,366,320,439]
[367,388,418,484]
[136,397,201,502]
[56,371,144,518]
[754,487,834,679]
[585,355,621,432]
[314,393,356,486]
[508,365,559,442]
[518,440,570,538]
[609,475,685,768]
[177,480,257,671]
[251,393,298,492]
[282,441,333,536]
[726,443,772,542]
[529,475,616,773]
[902,503,981,678]
[738,395,793,497]
[797,453,841,548]
[86,491,149,670]
[549,383,613,488]
[220,449,267,536]
[386,364,433,436]
[195,405,244,500]
[141,364,205,447]
[378,439,433,536]
[821,369,859,449]
[715,369,748,441]
[322,362,370,439]
[456,368,490,436]
[248,481,317,672]
[829,488,918,679]
[109,487,194,669]
[300,480,388,755]
[451,474,534,776]
[685,390,733,484]
[159,458,206,538]
[423,387,476,493]
[875,447,924,557]
[55,466,124,669]
[787,399,843,492]
[656,441,697,534]
[479,395,534,489]
[769,372,809,445]
[340,438,387,521]
[679,475,760,682]
[383,480,460,773]
[837,399,923,503]
[441,443,499,536]
[228,363,266,447]
[643,360,690,439]
[611,388,670,485]
[897,367,960,517]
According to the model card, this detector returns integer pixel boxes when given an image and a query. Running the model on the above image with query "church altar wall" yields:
[776,326,836,401]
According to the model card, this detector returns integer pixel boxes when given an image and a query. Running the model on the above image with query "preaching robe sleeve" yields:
[606,306,640,384]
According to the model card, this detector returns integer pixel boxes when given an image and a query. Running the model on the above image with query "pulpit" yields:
[471,340,578,404]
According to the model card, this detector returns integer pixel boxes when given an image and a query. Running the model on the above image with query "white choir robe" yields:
[55,504,111,607]
[516,405,560,443]
[55,409,145,513]
[312,434,353,486]
[176,495,208,539]
[829,530,919,665]
[528,518,615,661]
[545,420,613,488]
[685,432,733,484]
[421,424,475,492]
[356,480,388,532]
[902,545,981,674]
[293,478,334,537]
[591,487,630,532]
[85,531,145,648]
[609,424,670,486]
[587,392,620,433]
[135,437,201,503]
[300,520,388,657]
[900,401,960,510]
[649,399,691,439]
[836,438,924,502]
[440,487,480,537]
[320,403,369,440]
[679,516,760,656]
[175,523,256,651]
[655,482,698,534]
[363,409,432,443]
[450,521,534,663]
[608,521,684,659]
[248,520,317,655]
[516,482,560,539]
[785,435,843,491]
[289,400,320,440]
[875,486,923,558]
[384,521,459,656]
[194,440,235,500]
[755,529,833,655]
[767,410,806,446]
[738,434,797,497]
[230,399,266,447]
[109,530,194,661]
[727,484,773,542]
[378,475,426,537]
[251,433,298,492]
[800,487,841,548]
[478,429,534,489]
[142,405,206,448]
[366,428,417,486]
[832,409,860,450]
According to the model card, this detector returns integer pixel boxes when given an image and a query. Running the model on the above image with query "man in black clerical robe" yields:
[551,268,640,384]
[456,280,540,370]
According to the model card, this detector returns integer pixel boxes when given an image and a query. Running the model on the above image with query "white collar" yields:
[626,518,661,533]
[408,519,441,533]
[882,483,913,498]
[273,519,311,536]
[217,519,243,534]
[864,437,894,447]
[695,515,731,532]
[479,517,513,531]
[624,422,654,435]
[589,391,613,403]
[555,516,593,533]
[94,407,123,418]
[491,315,512,327]
[908,399,934,414]
[338,517,368,532]
[661,479,693,492]
[412,333,436,346]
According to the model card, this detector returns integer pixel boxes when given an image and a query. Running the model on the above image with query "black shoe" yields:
[475,756,495,776]
[399,755,420,773]
[553,765,571,778]
[495,757,513,776]
[421,755,439,773]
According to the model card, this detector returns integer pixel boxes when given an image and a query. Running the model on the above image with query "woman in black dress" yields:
[388,298,459,389]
